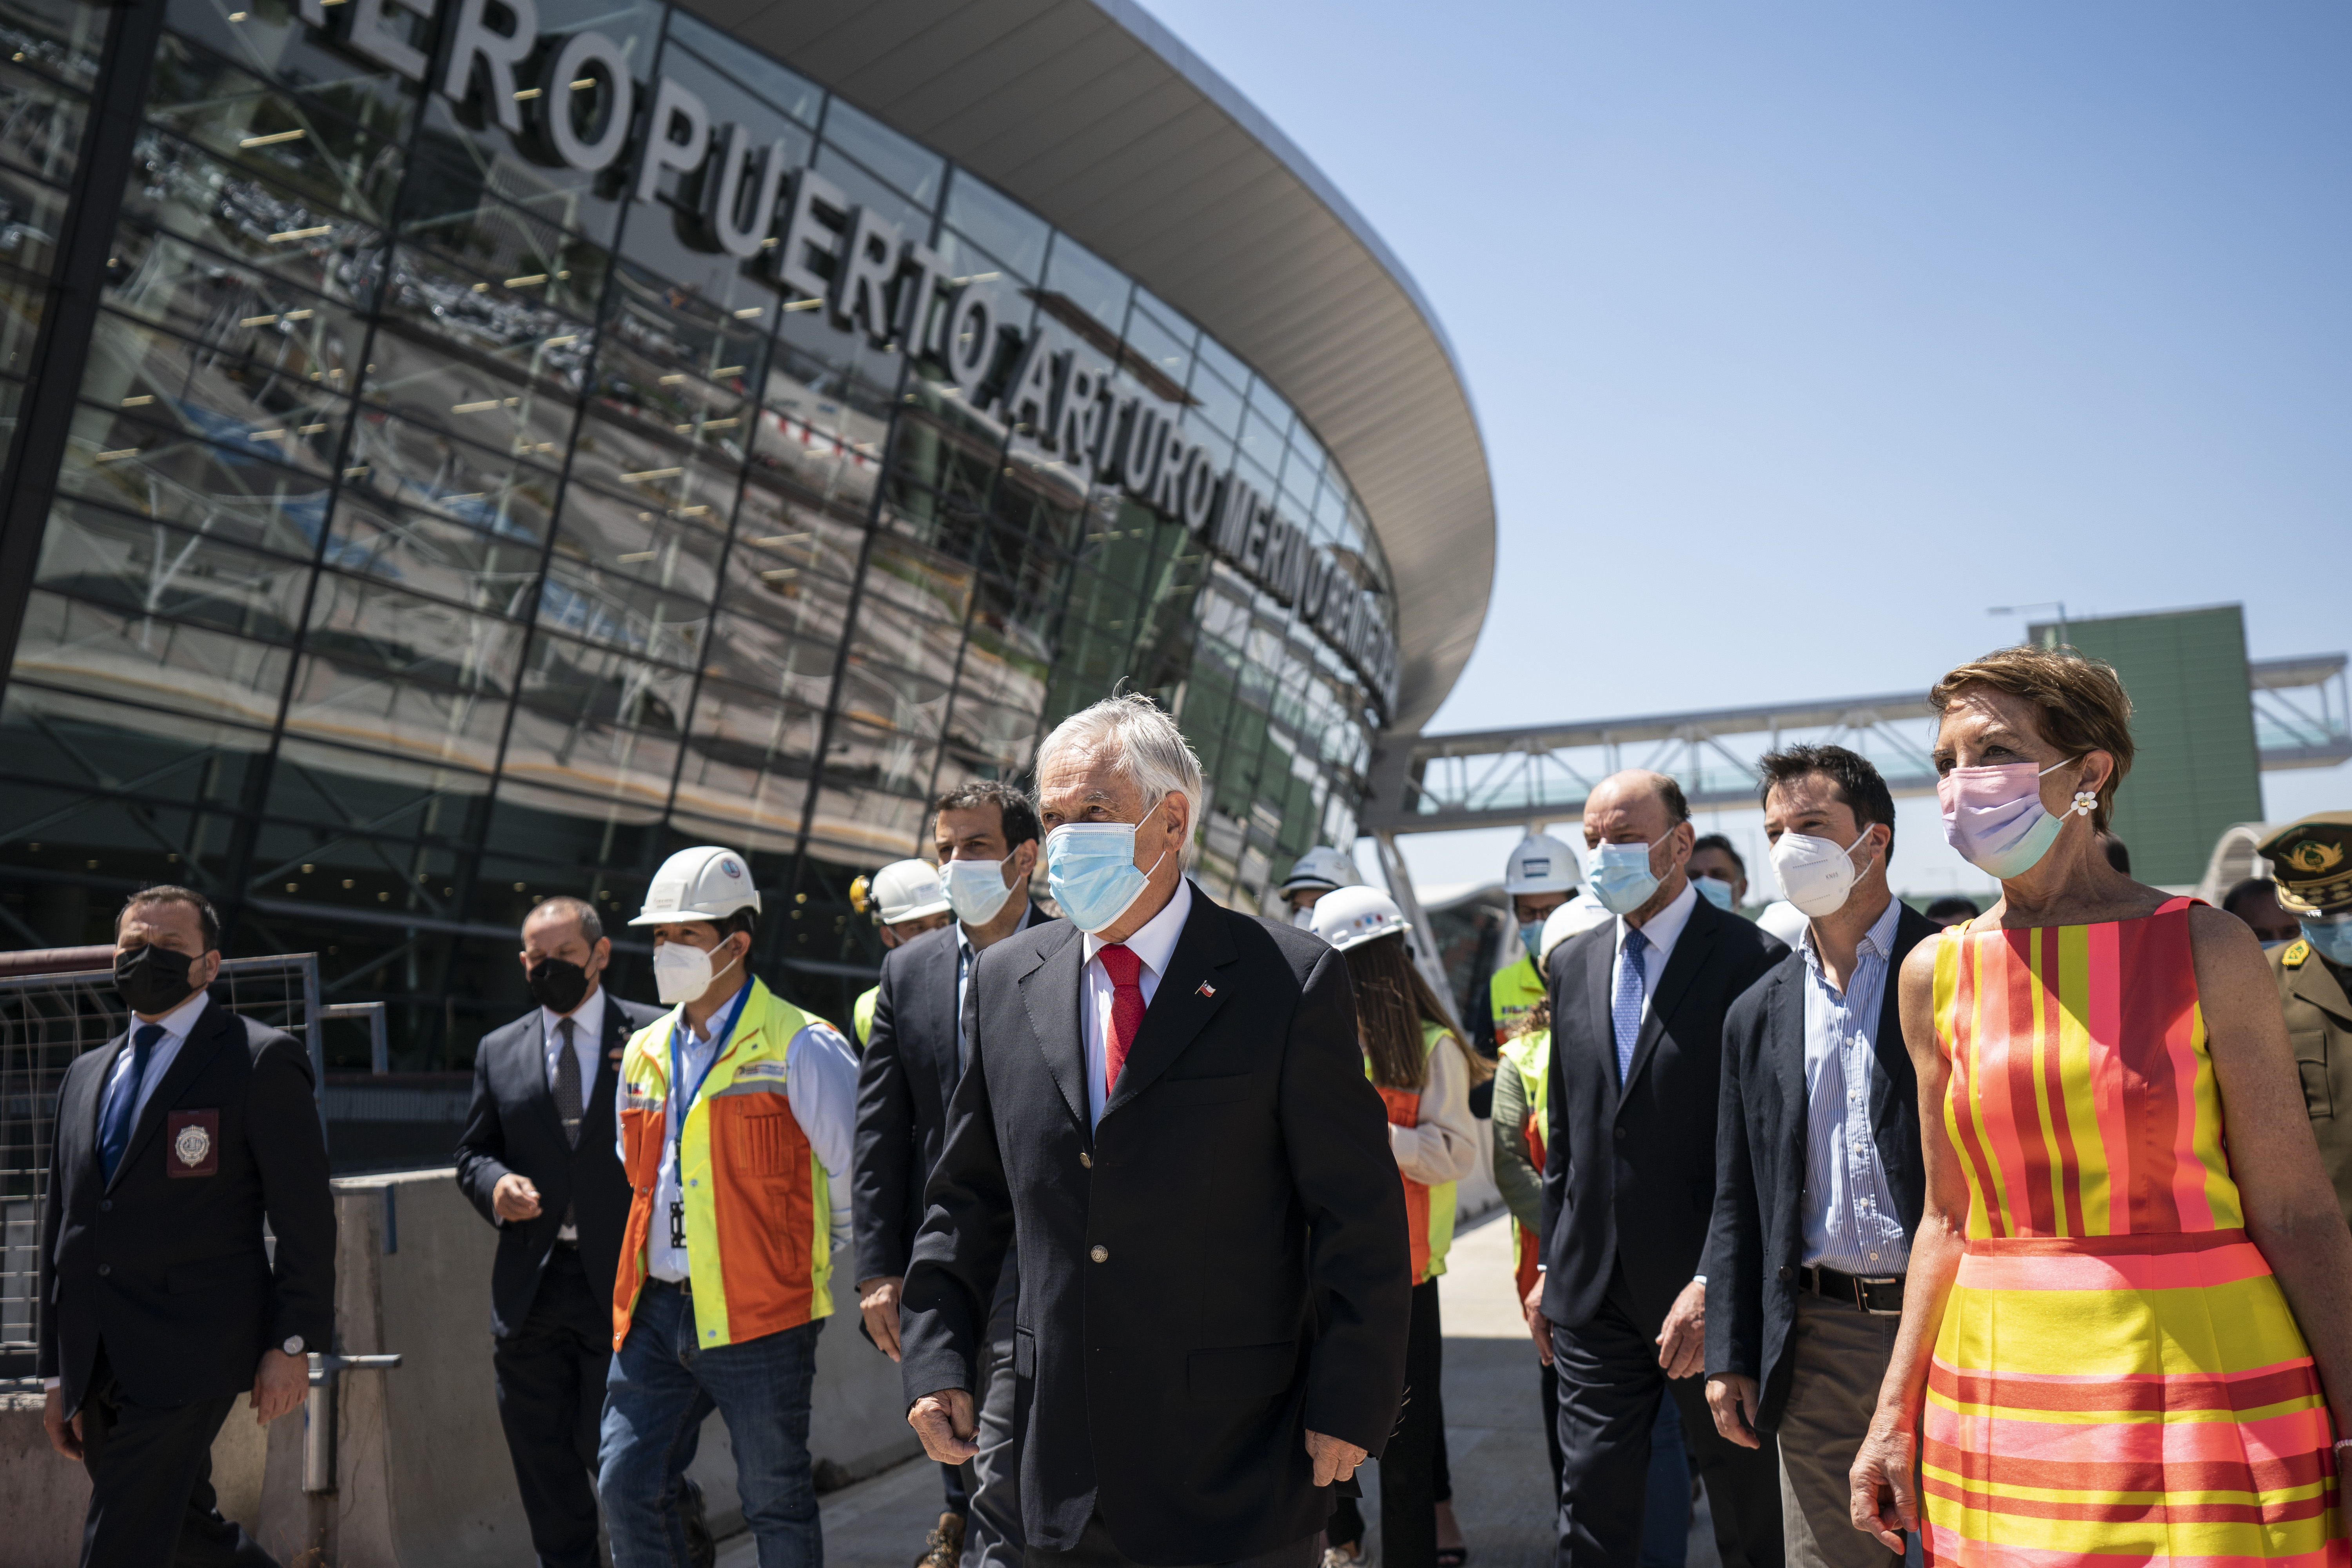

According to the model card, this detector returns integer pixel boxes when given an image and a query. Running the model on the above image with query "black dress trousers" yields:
[78,1348,274,1568]
[1550,1269,1782,1568]
[493,1246,613,1568]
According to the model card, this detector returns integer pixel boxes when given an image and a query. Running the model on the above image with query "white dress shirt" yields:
[634,988,860,1282]
[102,986,211,1134]
[1609,877,1699,1033]
[541,985,607,1241]
[955,902,1033,1068]
[1078,876,1194,1128]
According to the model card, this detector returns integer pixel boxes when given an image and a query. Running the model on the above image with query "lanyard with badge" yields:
[666,982,751,1251]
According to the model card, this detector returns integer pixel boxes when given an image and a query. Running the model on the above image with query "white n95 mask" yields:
[1769,828,1877,920]
[653,940,737,1005]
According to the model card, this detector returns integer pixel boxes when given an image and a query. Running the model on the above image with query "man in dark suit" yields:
[899,694,1410,1568]
[456,895,670,1568]
[39,885,335,1568]
[1534,771,1788,1568]
[856,780,1052,1568]
[1704,748,1933,1568]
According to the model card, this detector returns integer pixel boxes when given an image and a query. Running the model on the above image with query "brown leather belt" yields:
[1798,1265,1904,1316]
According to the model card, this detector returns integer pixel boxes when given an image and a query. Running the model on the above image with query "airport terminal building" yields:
[0,0,1492,1060]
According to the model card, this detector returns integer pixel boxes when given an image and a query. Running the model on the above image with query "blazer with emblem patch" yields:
[455,992,666,1337]
[36,994,336,1413]
[897,883,1410,1565]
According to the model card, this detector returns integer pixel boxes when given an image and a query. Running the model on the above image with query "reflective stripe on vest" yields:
[853,985,878,1049]
[1497,1026,1551,1298]
[613,978,834,1351]
[1368,1019,1461,1286]
[1490,953,1546,1051]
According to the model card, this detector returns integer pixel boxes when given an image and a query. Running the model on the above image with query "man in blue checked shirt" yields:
[1703,746,1938,1568]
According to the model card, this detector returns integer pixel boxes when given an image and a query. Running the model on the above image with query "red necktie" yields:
[1098,942,1147,1098]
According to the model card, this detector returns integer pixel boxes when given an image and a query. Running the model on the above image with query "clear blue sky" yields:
[1142,0,2352,897]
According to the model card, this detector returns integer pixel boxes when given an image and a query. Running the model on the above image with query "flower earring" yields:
[2070,790,2098,818]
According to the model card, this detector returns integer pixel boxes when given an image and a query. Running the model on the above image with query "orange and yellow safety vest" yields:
[1498,1026,1551,1298]
[613,978,835,1350]
[1370,1020,1462,1287]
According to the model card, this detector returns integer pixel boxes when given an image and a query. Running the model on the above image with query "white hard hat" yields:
[1280,846,1362,896]
[1539,891,1613,968]
[1756,900,1811,948]
[632,846,762,927]
[1309,885,1410,952]
[866,858,950,924]
[1503,833,1581,897]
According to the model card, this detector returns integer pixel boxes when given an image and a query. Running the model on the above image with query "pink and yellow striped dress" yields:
[1927,897,2345,1566]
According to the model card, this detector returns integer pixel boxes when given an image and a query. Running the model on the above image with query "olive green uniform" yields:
[2256,811,2352,1232]
[2275,937,2352,1230]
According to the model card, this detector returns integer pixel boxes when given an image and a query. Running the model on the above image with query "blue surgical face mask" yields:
[1045,819,1171,935]
[1519,920,1545,964]
[1694,874,1736,913]
[1586,834,1670,916]
[2301,915,2352,967]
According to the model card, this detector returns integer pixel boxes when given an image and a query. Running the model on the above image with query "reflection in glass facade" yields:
[0,0,1399,1063]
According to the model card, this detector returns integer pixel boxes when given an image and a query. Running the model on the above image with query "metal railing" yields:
[0,954,327,1375]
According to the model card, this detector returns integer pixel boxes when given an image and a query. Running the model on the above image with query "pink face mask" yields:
[1937,758,2087,880]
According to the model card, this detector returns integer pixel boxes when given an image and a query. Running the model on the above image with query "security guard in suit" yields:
[2259,811,2352,1229]
[39,886,335,1568]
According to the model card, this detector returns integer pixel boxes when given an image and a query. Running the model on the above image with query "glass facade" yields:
[0,0,1399,1064]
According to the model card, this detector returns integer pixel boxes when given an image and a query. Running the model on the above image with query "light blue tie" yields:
[99,1024,165,1183]
[1612,927,1650,1083]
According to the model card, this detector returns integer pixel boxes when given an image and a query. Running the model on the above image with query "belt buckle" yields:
[1858,1276,1902,1316]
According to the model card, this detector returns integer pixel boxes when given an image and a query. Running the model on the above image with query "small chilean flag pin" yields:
[1195,981,1217,998]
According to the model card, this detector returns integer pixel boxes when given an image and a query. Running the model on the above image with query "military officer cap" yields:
[2257,811,2352,917]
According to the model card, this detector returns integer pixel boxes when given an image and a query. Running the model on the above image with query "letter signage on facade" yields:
[300,0,1401,715]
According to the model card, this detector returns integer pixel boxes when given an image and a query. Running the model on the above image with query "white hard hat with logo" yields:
[1539,891,1613,969]
[1280,846,1363,896]
[631,845,763,926]
[1503,833,1581,897]
[1309,885,1411,952]
[866,858,951,924]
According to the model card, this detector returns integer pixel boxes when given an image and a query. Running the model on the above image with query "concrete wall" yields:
[0,1168,919,1567]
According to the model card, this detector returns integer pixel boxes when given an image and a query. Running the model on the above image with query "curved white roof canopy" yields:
[681,0,1496,733]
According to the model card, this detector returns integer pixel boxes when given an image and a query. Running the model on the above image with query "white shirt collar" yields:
[136,984,211,1046]
[542,982,608,1045]
[1619,877,1699,957]
[1082,875,1193,978]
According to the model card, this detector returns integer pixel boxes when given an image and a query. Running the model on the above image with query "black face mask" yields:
[526,956,594,1016]
[114,944,199,1016]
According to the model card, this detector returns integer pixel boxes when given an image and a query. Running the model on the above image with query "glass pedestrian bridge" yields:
[1363,653,2348,836]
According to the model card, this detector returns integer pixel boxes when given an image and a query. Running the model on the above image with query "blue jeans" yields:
[599,1281,825,1568]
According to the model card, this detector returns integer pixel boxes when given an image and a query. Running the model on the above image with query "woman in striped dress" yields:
[1849,644,2352,1566]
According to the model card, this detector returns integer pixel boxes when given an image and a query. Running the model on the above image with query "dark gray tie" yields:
[554,1016,581,1234]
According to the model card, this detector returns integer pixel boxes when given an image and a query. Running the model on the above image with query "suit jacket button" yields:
[1089,1245,1109,1263]
[99,1200,111,1213]
[1614,1126,1626,1141]
[1778,1266,1794,1282]
[1080,1152,1093,1169]
[97,1264,110,1277]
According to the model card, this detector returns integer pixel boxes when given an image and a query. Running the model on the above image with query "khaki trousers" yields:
[1776,1292,1902,1568]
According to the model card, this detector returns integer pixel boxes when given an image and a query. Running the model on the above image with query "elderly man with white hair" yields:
[897,694,1412,1568]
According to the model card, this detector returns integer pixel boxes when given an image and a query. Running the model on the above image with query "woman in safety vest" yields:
[1310,887,1490,1568]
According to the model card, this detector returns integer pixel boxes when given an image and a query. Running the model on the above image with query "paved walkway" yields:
[737,1210,1721,1568]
